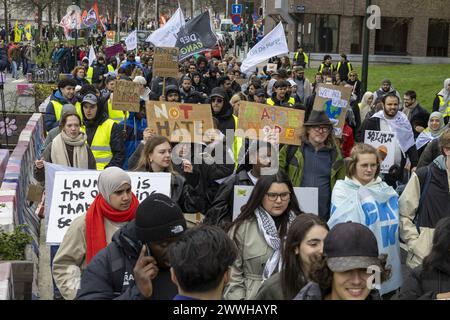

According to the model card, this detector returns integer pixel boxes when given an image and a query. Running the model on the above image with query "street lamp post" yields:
[361,0,372,96]
[117,0,121,42]
[0,72,7,149]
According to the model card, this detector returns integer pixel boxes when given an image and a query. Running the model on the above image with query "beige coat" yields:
[399,168,450,269]
[52,213,127,300]
[224,219,273,300]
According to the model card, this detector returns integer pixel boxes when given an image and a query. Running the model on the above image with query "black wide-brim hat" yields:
[304,110,333,126]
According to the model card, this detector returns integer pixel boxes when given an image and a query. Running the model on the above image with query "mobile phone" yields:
[146,243,152,257]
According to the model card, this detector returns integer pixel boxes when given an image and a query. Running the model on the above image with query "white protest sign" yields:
[46,171,171,244]
[232,186,318,220]
[125,30,137,51]
[364,130,397,173]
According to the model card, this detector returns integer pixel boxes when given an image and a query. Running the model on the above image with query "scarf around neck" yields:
[85,193,139,264]
[255,206,296,281]
[51,131,90,168]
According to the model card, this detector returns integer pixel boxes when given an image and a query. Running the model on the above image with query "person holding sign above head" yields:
[328,143,402,298]
[53,167,139,300]
[34,111,97,183]
[80,93,125,170]
[266,80,296,108]
[76,193,186,300]
[134,136,201,213]
[223,171,302,300]
[279,110,346,221]
[361,93,418,188]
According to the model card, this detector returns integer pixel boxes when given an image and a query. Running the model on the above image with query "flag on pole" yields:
[88,45,96,67]
[14,21,21,42]
[145,7,185,47]
[125,30,137,51]
[24,24,32,41]
[175,11,218,61]
[240,22,289,74]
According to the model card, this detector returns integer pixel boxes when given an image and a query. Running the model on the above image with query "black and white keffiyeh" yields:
[255,206,296,281]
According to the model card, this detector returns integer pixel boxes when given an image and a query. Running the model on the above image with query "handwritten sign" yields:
[267,63,278,73]
[112,80,141,112]
[146,101,214,143]
[46,171,171,244]
[153,47,180,78]
[236,102,305,146]
[364,130,397,173]
[106,31,116,46]
[233,186,318,220]
[313,84,352,138]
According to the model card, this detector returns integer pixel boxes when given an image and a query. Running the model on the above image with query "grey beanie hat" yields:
[98,167,132,205]
[61,104,77,119]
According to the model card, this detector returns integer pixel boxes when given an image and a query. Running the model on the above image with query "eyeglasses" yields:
[266,192,291,201]
[312,126,331,133]
[211,97,223,103]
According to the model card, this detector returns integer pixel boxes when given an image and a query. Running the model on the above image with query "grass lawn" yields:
[304,64,449,112]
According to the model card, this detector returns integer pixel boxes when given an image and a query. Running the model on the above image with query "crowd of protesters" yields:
[27,33,450,301]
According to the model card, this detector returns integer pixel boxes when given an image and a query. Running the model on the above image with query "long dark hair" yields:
[423,217,450,272]
[281,214,329,299]
[227,170,302,243]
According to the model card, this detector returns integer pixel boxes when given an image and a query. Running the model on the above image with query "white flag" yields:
[145,7,185,47]
[241,22,289,74]
[125,30,137,51]
[88,45,96,67]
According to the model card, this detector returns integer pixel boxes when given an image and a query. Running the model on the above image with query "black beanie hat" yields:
[135,193,186,243]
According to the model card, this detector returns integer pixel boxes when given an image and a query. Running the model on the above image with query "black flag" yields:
[175,11,218,61]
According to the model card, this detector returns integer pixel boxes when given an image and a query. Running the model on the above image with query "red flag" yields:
[93,1,106,31]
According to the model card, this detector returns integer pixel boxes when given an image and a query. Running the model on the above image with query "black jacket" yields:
[406,103,430,139]
[76,221,178,300]
[204,170,255,227]
[192,81,209,96]
[395,264,450,300]
[360,116,419,173]
[179,86,204,104]
[418,138,441,168]
[205,76,220,94]
[81,97,125,168]
[150,76,178,100]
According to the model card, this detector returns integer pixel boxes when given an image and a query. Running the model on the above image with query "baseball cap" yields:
[209,87,226,99]
[82,93,98,105]
[324,222,380,273]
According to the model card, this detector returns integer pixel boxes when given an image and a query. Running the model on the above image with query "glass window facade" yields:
[427,19,449,57]
[375,17,409,55]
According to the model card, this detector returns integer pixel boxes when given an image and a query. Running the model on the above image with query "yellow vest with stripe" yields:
[232,115,243,169]
[318,63,334,74]
[438,95,450,118]
[75,102,84,121]
[81,119,115,170]
[336,61,353,73]
[86,67,93,84]
[107,64,115,73]
[107,99,129,123]
[294,51,309,64]
[266,97,296,106]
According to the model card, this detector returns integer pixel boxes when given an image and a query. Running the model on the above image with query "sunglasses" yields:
[211,97,223,103]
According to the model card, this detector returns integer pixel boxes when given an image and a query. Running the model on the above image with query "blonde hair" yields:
[346,143,381,179]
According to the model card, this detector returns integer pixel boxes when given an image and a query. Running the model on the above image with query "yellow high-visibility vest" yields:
[318,63,334,74]
[438,95,450,118]
[266,97,296,107]
[294,51,309,64]
[86,67,93,84]
[52,100,64,121]
[232,115,243,169]
[336,61,353,73]
[107,99,129,123]
[81,119,115,170]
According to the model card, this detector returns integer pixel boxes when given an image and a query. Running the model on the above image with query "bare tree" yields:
[2,0,9,42]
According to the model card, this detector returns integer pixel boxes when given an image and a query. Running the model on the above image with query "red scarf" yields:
[85,193,139,264]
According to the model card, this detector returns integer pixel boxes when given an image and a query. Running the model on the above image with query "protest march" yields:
[0,0,449,308]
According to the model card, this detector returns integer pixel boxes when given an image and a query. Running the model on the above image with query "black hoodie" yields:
[81,96,125,168]
[76,221,178,300]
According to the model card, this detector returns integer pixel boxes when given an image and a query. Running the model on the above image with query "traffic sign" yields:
[231,14,242,25]
[232,4,242,15]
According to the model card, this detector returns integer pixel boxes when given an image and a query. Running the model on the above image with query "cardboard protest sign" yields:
[364,130,397,173]
[233,186,318,220]
[313,84,352,137]
[146,101,215,143]
[112,80,141,112]
[106,31,116,46]
[267,63,277,73]
[236,102,305,146]
[46,170,171,244]
[153,47,180,78]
